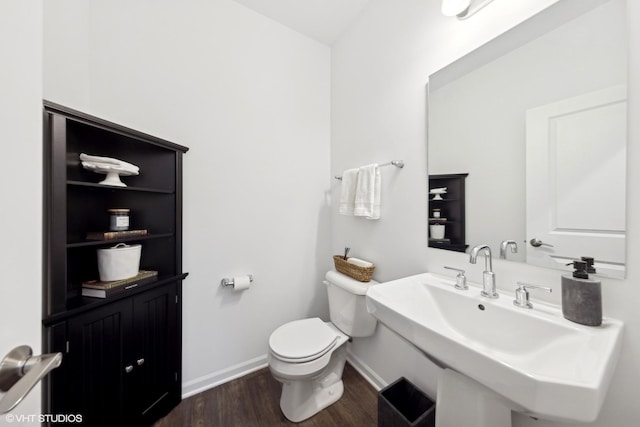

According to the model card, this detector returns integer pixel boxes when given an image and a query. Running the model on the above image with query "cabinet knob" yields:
[124,365,133,374]
[136,358,145,366]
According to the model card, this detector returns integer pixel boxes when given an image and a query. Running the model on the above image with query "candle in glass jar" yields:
[108,208,130,231]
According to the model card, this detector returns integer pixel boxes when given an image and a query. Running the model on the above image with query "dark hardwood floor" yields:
[154,362,378,427]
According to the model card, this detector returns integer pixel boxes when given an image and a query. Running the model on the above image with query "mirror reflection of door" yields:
[525,86,626,277]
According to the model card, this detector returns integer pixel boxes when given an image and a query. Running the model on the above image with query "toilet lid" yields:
[269,318,339,363]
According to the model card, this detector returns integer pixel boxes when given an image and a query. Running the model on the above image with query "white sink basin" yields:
[365,272,624,422]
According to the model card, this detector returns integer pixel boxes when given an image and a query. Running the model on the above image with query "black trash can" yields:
[378,377,436,427]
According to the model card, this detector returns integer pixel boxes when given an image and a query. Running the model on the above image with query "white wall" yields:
[43,0,90,108]
[44,0,331,397]
[333,0,640,425]
[0,1,43,425]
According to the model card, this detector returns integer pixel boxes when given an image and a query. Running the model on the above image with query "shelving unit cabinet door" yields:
[64,300,133,426]
[44,322,69,421]
[129,283,181,424]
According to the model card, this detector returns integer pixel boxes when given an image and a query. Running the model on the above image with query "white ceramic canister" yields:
[430,224,446,239]
[97,243,141,281]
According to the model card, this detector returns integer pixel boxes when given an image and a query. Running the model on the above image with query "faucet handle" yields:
[444,266,468,290]
[513,282,552,309]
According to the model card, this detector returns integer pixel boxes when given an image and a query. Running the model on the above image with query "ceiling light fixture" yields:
[441,0,495,19]
[441,0,470,17]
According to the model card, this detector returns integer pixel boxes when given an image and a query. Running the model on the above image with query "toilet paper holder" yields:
[220,274,253,288]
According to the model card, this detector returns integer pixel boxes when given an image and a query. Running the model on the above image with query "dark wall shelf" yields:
[43,101,188,426]
[429,173,468,253]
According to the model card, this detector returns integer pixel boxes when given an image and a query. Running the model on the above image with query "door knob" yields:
[124,365,133,374]
[136,358,145,366]
[529,238,554,248]
[0,346,62,414]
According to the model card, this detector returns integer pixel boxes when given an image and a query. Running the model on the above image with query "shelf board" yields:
[68,180,174,194]
[67,233,174,248]
[42,273,189,326]
[428,241,469,253]
[429,198,459,202]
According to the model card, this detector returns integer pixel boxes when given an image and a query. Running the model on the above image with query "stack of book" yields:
[82,270,158,298]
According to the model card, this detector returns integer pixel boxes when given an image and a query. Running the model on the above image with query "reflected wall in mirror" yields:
[428,0,627,278]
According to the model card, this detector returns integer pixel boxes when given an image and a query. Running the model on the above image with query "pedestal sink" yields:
[365,272,624,423]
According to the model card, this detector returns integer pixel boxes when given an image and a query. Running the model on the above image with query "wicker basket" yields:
[333,255,375,282]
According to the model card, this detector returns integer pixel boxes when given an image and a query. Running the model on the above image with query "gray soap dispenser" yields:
[561,260,602,326]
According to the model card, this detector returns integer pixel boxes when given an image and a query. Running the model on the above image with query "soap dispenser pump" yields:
[561,260,602,326]
[581,256,597,274]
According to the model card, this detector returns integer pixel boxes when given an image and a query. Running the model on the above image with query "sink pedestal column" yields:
[436,369,512,427]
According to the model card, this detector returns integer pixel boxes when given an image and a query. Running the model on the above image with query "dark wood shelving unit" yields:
[428,173,468,253]
[43,101,188,426]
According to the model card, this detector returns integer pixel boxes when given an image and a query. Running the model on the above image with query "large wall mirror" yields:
[428,0,627,278]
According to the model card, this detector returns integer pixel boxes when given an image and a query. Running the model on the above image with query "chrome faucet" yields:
[499,240,518,259]
[469,244,498,298]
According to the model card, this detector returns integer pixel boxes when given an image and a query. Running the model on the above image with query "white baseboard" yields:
[346,348,386,391]
[182,354,269,398]
[182,349,386,399]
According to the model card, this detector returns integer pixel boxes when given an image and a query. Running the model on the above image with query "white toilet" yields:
[268,270,378,422]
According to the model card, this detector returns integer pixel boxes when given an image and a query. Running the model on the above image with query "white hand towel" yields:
[80,153,140,174]
[80,153,122,165]
[82,161,140,175]
[339,168,359,216]
[354,164,381,219]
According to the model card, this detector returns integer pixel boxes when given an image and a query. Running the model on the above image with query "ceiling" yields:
[231,0,373,45]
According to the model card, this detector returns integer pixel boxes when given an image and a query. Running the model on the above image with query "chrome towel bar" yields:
[334,160,405,180]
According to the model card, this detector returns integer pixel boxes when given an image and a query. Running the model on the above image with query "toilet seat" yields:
[269,318,339,363]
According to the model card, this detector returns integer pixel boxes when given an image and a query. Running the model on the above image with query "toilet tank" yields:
[324,270,378,337]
